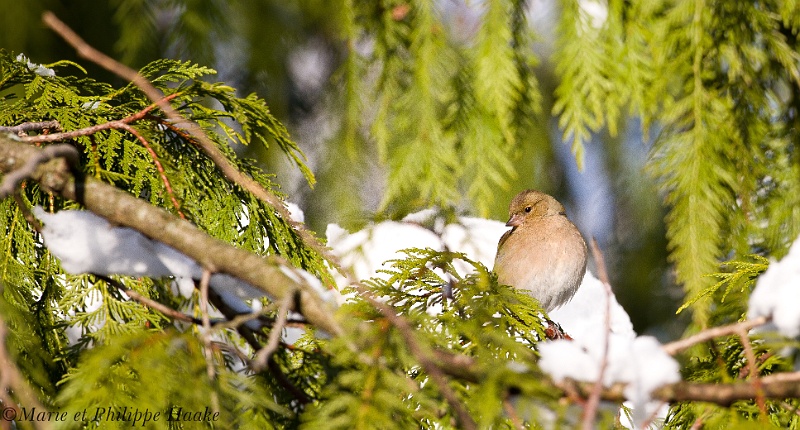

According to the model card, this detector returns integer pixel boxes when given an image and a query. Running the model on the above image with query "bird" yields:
[493,190,587,312]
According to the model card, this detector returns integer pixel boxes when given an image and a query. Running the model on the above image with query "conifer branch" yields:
[362,292,477,430]
[42,11,347,282]
[15,93,180,144]
[0,134,342,337]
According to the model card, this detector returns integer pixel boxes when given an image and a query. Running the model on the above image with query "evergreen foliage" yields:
[646,0,800,326]
[340,0,541,216]
[303,249,563,429]
[0,50,333,426]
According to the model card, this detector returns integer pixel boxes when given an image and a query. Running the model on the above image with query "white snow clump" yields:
[748,235,800,337]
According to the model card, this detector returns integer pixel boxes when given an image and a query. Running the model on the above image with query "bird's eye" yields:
[524,206,532,213]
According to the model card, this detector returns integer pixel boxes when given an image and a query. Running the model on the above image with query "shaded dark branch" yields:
[251,294,293,372]
[0,144,79,198]
[13,193,43,232]
[0,121,61,135]
[204,283,313,405]
[95,274,203,325]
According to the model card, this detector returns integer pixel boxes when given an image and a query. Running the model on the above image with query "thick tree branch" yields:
[558,371,800,406]
[0,134,342,337]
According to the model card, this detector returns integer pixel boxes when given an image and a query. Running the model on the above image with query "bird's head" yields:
[505,190,566,227]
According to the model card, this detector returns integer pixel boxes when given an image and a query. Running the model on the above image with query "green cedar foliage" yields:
[0,51,331,426]
[303,249,569,429]
[646,0,800,326]
[667,256,799,429]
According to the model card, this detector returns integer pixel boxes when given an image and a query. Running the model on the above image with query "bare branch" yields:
[662,316,770,356]
[582,239,613,430]
[0,143,79,198]
[251,294,293,372]
[0,121,61,134]
[95,274,202,324]
[736,327,767,417]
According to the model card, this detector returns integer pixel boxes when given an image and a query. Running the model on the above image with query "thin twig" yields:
[198,269,220,414]
[126,289,201,324]
[582,239,613,430]
[199,269,215,380]
[251,294,293,372]
[17,94,179,145]
[211,304,273,331]
[0,121,61,134]
[502,396,525,430]
[13,193,42,232]
[662,316,770,356]
[95,274,203,324]
[116,123,184,218]
[736,327,768,417]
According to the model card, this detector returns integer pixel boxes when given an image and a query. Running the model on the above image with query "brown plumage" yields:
[493,190,587,312]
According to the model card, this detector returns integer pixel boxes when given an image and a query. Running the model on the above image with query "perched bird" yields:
[493,190,587,312]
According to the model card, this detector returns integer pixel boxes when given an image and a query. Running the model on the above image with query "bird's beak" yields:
[506,213,522,227]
